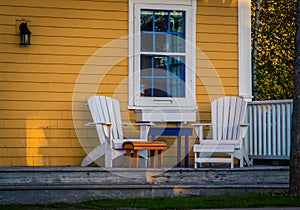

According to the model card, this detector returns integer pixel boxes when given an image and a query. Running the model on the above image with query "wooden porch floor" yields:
[0,166,289,204]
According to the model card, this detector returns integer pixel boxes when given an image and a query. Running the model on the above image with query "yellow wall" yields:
[0,0,239,166]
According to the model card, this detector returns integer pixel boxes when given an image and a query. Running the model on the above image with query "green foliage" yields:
[252,0,296,100]
[1,193,300,209]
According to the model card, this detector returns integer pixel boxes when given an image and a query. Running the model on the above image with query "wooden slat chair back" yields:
[81,96,151,167]
[89,96,124,145]
[211,97,247,141]
[193,96,250,168]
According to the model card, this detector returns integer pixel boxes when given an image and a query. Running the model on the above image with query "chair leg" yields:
[149,150,156,168]
[240,159,243,168]
[105,147,113,167]
[133,150,139,168]
[158,150,163,168]
[126,150,131,167]
[81,144,105,167]
[194,153,197,168]
[231,154,234,169]
[239,153,244,168]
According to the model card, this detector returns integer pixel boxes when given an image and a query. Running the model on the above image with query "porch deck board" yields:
[0,166,289,204]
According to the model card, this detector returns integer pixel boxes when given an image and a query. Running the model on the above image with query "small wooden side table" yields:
[122,141,167,168]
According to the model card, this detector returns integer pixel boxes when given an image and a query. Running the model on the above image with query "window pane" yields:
[154,78,168,97]
[169,56,185,97]
[170,56,184,78]
[141,78,152,97]
[154,56,167,76]
[141,56,152,77]
[141,33,153,51]
[155,34,167,52]
[170,11,184,32]
[155,11,168,32]
[170,34,184,52]
[141,10,153,31]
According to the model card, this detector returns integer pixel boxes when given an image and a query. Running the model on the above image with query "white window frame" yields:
[128,0,197,122]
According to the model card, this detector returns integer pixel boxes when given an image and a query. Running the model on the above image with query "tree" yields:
[290,0,300,196]
[251,0,261,101]
[251,0,295,100]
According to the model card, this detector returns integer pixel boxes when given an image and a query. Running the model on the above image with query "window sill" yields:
[131,107,197,122]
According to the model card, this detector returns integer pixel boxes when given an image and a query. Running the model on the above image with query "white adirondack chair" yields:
[193,96,250,168]
[81,96,152,167]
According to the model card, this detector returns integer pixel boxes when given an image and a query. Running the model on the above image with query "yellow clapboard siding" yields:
[0,111,78,122]
[57,148,85,156]
[70,139,82,148]
[197,33,237,44]
[0,63,127,74]
[1,24,128,40]
[0,82,74,93]
[0,157,26,166]
[198,0,238,7]
[0,4,128,21]
[197,85,238,95]
[25,138,79,148]
[57,120,77,129]
[0,101,72,111]
[201,51,238,60]
[0,72,78,83]
[213,60,238,69]
[2,119,55,129]
[197,42,238,52]
[46,157,83,166]
[19,17,128,30]
[198,5,237,16]
[35,26,128,39]
[0,91,73,102]
[0,139,26,147]
[0,0,128,12]
[0,44,106,57]
[197,15,237,25]
[198,77,238,87]
[0,44,128,57]
[0,110,38,120]
[0,119,32,128]
[0,129,26,138]
[0,53,89,65]
[32,36,119,48]
[0,63,81,74]
[196,68,238,77]
[197,24,237,34]
[197,59,238,69]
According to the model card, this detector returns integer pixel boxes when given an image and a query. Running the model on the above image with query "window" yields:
[129,0,197,122]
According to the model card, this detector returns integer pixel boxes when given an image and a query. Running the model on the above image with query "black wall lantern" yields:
[19,22,31,45]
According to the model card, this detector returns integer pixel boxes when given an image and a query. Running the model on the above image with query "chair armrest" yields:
[192,123,212,127]
[122,122,155,126]
[239,123,249,139]
[240,123,250,127]
[85,122,112,126]
[85,122,112,139]
[192,123,212,140]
